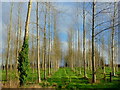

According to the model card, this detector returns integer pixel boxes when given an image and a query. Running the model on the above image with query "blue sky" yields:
[1,2,120,64]
[1,2,91,43]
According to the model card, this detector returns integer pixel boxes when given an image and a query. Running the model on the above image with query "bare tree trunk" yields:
[43,4,47,80]
[111,27,115,76]
[111,2,116,76]
[71,41,73,70]
[54,16,56,72]
[92,1,96,83]
[48,3,51,76]
[71,30,73,70]
[83,2,87,78]
[102,37,106,75]
[31,30,35,80]
[68,29,73,70]
[89,42,92,71]
[23,0,32,41]
[78,27,81,74]
[53,9,59,72]
[98,37,100,68]
[36,2,41,83]
[42,47,44,69]
[6,3,13,81]
[73,33,75,71]
[50,26,53,74]
[16,3,22,76]
[115,44,118,72]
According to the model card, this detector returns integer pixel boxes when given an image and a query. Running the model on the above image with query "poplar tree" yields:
[18,0,32,86]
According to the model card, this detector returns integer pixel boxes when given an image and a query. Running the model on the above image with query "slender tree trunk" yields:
[48,3,51,76]
[18,0,32,86]
[71,30,73,70]
[98,37,100,68]
[111,27,115,76]
[6,3,13,81]
[92,1,96,83]
[42,47,44,69]
[102,37,106,75]
[53,10,58,72]
[78,28,81,74]
[23,0,32,41]
[36,2,41,83]
[43,5,47,80]
[111,2,116,76]
[83,2,87,78]
[72,33,75,72]
[16,3,21,76]
[31,31,35,80]
[50,27,53,74]
[88,38,92,71]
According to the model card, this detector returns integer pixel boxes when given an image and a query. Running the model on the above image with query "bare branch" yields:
[94,23,120,37]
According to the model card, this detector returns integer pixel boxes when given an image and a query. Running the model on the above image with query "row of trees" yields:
[3,1,62,86]
[64,1,119,83]
[2,0,119,86]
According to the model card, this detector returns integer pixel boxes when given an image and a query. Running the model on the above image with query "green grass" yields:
[47,67,120,88]
[1,67,120,88]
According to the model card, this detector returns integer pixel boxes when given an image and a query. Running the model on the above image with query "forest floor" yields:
[1,67,120,89]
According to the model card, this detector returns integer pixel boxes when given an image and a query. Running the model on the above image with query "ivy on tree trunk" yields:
[18,38,29,86]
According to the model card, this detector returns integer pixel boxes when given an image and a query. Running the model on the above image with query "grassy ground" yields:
[1,67,120,88]
[46,67,120,88]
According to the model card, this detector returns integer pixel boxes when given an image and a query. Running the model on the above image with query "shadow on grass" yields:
[77,77,89,83]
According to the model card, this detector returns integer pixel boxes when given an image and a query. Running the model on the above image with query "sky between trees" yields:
[1,2,120,65]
